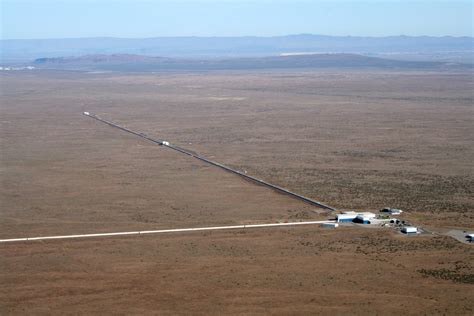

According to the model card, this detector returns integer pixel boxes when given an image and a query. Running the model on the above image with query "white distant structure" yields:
[401,226,418,234]
[162,141,170,146]
[322,222,339,228]
[0,66,35,71]
[83,112,90,116]
[280,52,323,56]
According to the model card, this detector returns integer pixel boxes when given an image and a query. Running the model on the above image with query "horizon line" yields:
[2,33,473,41]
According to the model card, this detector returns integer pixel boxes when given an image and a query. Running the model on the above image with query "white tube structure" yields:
[0,220,335,243]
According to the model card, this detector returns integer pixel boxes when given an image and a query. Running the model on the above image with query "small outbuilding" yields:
[402,226,418,234]
[322,222,339,228]
[380,208,403,215]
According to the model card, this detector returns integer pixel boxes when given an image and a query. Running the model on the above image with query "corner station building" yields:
[336,211,377,223]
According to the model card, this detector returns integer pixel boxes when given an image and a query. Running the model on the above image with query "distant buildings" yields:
[0,66,35,71]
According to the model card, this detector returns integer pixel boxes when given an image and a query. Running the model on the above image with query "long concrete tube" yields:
[0,220,336,243]
[83,112,336,211]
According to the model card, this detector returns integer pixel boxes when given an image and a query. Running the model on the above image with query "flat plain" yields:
[1,70,473,314]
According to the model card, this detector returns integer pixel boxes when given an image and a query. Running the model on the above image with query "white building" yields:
[354,213,377,224]
[337,212,376,223]
[336,213,358,222]
[401,226,418,234]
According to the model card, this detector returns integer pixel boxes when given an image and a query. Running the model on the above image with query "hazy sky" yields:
[1,0,472,39]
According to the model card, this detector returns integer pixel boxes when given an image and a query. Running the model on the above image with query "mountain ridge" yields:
[2,34,473,63]
[31,53,472,72]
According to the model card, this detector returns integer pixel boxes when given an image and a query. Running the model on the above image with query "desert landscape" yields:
[1,68,473,314]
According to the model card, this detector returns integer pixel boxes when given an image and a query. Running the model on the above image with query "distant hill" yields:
[2,34,473,63]
[31,53,471,72]
[34,54,170,64]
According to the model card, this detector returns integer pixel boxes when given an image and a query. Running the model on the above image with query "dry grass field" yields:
[1,70,473,314]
